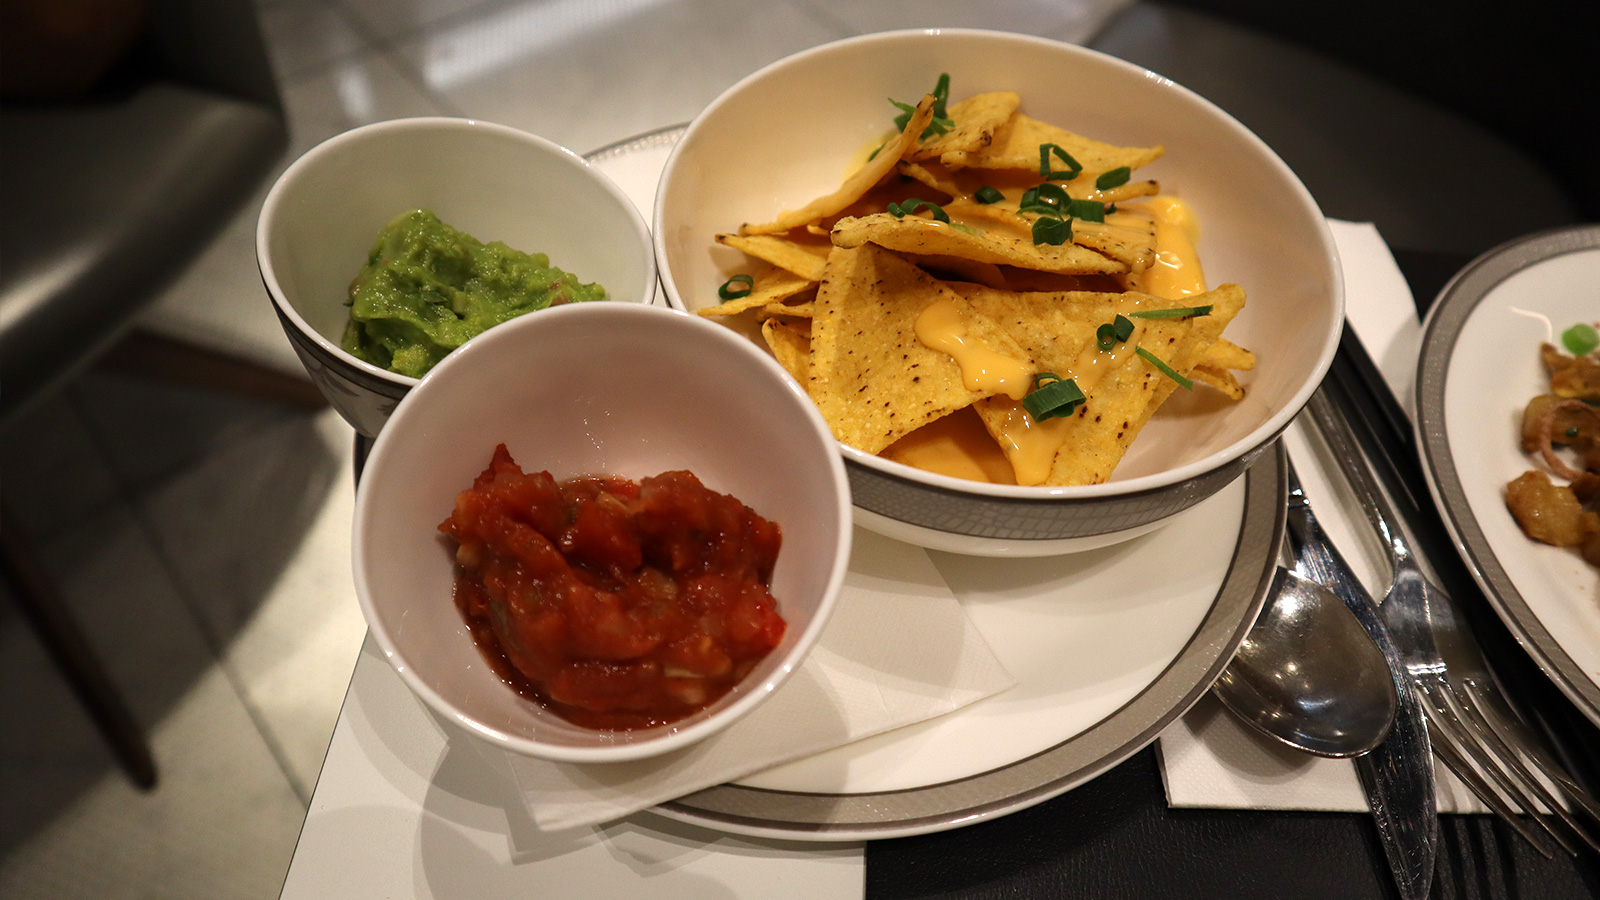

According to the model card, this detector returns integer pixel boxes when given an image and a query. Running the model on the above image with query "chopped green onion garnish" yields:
[718,274,754,300]
[1038,143,1083,182]
[1095,315,1135,351]
[1563,322,1599,356]
[1022,372,1086,422]
[887,198,950,223]
[1095,166,1131,190]
[1018,183,1069,216]
[974,185,1004,204]
[1064,198,1106,222]
[1135,347,1193,389]
[890,73,954,139]
[1129,304,1213,319]
[1032,215,1070,246]
[949,222,981,236]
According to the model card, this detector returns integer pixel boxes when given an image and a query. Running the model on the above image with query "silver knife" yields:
[1283,454,1438,900]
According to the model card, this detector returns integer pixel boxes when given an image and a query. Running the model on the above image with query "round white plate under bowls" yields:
[654,449,1282,840]
[1414,225,1600,726]
[588,129,1284,840]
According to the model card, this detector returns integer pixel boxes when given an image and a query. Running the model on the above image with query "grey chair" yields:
[0,0,315,789]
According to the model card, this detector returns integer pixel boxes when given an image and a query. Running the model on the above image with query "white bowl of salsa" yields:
[654,30,1342,556]
[351,302,852,763]
[258,116,657,438]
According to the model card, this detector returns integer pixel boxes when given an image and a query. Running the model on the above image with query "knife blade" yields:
[1283,454,1438,900]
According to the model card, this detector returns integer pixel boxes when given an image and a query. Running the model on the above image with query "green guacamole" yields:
[341,209,608,377]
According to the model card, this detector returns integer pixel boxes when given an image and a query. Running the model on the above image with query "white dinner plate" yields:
[584,128,1283,841]
[1414,225,1600,726]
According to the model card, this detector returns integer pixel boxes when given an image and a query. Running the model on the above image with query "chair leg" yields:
[96,328,329,411]
[0,505,158,790]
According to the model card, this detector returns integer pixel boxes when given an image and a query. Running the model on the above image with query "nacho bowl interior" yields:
[655,30,1341,497]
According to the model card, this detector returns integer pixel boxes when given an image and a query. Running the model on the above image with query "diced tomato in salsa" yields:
[439,444,786,730]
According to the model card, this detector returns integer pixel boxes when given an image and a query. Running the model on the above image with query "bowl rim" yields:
[652,27,1344,502]
[257,115,658,392]
[351,301,855,763]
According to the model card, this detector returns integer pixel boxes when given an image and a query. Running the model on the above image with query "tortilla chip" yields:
[808,244,1031,454]
[1202,337,1257,371]
[897,160,962,198]
[1069,217,1157,271]
[740,95,936,235]
[761,318,812,385]
[1191,363,1245,400]
[697,266,814,317]
[908,91,1021,162]
[715,232,831,282]
[941,113,1164,188]
[950,283,1247,485]
[760,299,816,319]
[831,212,1127,275]
[1044,283,1246,485]
[901,253,1008,288]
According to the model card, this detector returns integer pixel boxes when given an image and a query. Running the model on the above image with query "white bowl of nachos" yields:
[655,30,1341,556]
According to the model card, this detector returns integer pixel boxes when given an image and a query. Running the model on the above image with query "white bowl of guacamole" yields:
[258,117,657,437]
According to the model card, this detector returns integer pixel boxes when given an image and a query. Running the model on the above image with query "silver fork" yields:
[1304,387,1600,857]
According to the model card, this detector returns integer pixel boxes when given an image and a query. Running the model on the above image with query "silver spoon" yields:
[1214,565,1398,758]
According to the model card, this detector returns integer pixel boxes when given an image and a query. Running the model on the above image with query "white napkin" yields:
[505,527,1016,831]
[1158,218,1490,814]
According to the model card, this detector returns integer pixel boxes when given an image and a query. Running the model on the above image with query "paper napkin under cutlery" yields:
[1158,218,1488,815]
[504,527,1017,832]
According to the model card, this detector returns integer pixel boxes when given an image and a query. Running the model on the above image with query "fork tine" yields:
[1469,685,1600,822]
[1418,689,1563,857]
[1450,682,1600,855]
[1428,688,1575,855]
[1429,727,1559,858]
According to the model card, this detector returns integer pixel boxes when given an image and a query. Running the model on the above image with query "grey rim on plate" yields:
[1414,224,1600,726]
[585,128,1286,841]
[658,446,1284,840]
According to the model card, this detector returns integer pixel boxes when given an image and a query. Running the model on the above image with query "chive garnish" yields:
[1032,216,1070,245]
[1022,372,1086,422]
[717,274,754,300]
[974,185,1004,204]
[1129,304,1213,319]
[1563,322,1599,356]
[887,198,951,223]
[1065,198,1106,222]
[1095,166,1131,190]
[1095,314,1135,350]
[1136,347,1193,389]
[1038,143,1083,182]
[890,73,954,139]
[1019,183,1070,216]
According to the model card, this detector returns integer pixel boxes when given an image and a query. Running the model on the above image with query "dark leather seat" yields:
[0,0,300,791]
[1,0,294,421]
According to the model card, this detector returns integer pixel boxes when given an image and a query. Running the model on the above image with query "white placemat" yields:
[1158,218,1489,814]
[503,528,1017,831]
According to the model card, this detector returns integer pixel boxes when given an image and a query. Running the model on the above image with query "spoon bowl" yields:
[1215,566,1398,758]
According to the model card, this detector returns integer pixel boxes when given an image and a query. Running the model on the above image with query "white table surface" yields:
[277,123,1429,899]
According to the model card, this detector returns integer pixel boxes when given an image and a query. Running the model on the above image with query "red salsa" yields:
[438,444,787,730]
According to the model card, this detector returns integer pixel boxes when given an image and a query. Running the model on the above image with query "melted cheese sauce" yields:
[1134,195,1206,299]
[981,396,1074,486]
[914,295,1032,400]
[982,299,1148,486]
[891,195,1208,486]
